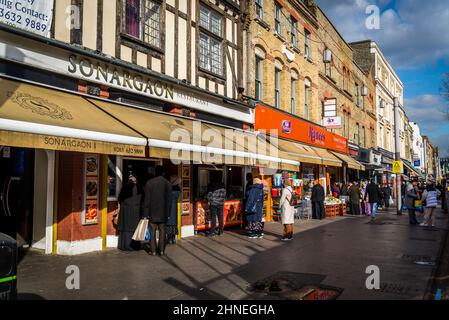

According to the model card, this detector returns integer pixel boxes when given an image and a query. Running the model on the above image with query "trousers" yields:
[149,222,166,254]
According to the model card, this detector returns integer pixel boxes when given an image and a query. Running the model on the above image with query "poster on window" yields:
[0,0,54,37]
[195,200,243,231]
[83,154,99,225]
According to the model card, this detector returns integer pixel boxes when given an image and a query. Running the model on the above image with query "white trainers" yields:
[419,223,428,227]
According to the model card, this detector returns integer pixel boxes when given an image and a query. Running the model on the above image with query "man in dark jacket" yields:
[364,179,382,221]
[144,165,172,256]
[207,174,226,237]
[311,179,325,220]
[348,181,361,215]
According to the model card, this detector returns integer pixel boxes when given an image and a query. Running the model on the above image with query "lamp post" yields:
[393,97,402,215]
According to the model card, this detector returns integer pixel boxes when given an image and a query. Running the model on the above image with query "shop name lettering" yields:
[68,55,174,100]
[309,126,325,143]
[44,136,97,149]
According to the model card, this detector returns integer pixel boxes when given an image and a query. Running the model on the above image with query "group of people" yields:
[403,179,441,227]
[117,165,180,256]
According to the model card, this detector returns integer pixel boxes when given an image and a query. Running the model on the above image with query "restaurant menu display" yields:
[83,154,99,225]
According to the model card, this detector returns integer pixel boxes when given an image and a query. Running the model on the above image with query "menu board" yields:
[82,154,99,225]
[181,164,191,216]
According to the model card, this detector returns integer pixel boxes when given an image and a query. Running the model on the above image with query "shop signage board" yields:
[414,159,421,167]
[392,160,403,174]
[255,105,349,154]
[0,31,253,124]
[0,0,53,37]
[323,116,342,129]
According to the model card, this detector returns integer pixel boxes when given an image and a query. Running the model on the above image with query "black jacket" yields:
[311,184,325,202]
[364,183,382,204]
[143,176,173,223]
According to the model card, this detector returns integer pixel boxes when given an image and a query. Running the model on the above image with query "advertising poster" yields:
[83,154,99,225]
[0,0,54,37]
[195,200,243,231]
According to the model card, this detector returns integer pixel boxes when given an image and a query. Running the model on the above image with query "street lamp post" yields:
[394,97,402,215]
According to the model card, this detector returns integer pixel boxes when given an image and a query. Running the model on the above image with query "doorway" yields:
[0,147,35,247]
[122,158,160,188]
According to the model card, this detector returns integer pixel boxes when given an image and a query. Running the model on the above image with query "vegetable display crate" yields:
[325,204,342,218]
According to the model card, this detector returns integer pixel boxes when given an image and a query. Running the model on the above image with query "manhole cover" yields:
[409,237,437,242]
[248,272,343,300]
[378,282,420,295]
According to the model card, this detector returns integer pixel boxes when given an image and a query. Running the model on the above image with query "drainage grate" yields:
[378,282,421,296]
[248,272,343,300]
[402,254,434,262]
[409,237,437,242]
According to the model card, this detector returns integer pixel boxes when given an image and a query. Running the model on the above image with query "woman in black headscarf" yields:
[117,175,143,251]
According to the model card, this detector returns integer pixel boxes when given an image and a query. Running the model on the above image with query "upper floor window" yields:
[275,4,281,36]
[361,127,366,147]
[355,124,360,145]
[290,17,297,48]
[291,70,298,114]
[274,60,282,108]
[355,83,360,107]
[255,55,264,100]
[199,5,223,76]
[255,0,264,20]
[304,29,311,59]
[125,0,161,48]
[304,77,311,120]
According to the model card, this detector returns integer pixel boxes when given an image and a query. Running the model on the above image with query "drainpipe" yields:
[245,0,251,98]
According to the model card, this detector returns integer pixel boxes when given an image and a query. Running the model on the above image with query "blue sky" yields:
[316,0,449,156]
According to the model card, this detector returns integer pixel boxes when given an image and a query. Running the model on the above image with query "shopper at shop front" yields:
[311,179,325,220]
[280,179,295,241]
[331,182,341,198]
[364,180,382,221]
[420,183,440,228]
[117,174,143,251]
[144,165,172,256]
[405,180,420,225]
[245,178,265,239]
[207,174,226,237]
[167,175,181,245]
[348,180,361,216]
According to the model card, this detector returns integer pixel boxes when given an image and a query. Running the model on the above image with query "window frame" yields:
[275,3,281,36]
[275,65,281,108]
[290,16,297,48]
[122,0,164,51]
[255,0,264,20]
[255,55,264,100]
[355,83,359,107]
[304,79,311,120]
[198,4,225,77]
[304,29,311,59]
[291,77,296,114]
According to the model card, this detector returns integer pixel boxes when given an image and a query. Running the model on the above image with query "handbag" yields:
[132,218,149,241]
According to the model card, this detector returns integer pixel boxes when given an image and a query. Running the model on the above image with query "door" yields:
[0,147,35,247]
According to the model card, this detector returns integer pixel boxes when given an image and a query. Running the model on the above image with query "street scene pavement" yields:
[16,207,448,300]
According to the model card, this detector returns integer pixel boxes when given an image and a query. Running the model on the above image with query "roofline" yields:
[316,6,353,53]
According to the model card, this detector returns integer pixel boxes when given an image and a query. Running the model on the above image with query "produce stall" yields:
[324,196,347,217]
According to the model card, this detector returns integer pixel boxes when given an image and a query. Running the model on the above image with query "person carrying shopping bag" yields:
[280,180,295,241]
[420,183,441,228]
[405,180,419,225]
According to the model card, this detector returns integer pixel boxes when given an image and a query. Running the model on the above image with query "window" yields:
[199,5,223,75]
[362,94,365,111]
[255,55,263,100]
[362,127,366,147]
[107,156,119,199]
[275,4,281,36]
[304,78,311,119]
[255,0,263,20]
[355,83,359,107]
[325,60,332,78]
[291,73,297,114]
[275,64,281,108]
[304,29,311,59]
[125,0,161,48]
[355,124,360,145]
[290,17,297,48]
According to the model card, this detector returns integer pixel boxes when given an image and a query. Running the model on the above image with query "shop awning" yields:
[403,159,425,179]
[331,152,366,171]
[0,77,147,157]
[311,147,343,167]
[89,99,299,171]
[277,139,323,165]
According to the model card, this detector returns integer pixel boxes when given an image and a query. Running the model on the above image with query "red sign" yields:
[255,105,349,154]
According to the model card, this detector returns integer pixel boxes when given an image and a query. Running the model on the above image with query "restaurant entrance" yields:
[0,147,35,247]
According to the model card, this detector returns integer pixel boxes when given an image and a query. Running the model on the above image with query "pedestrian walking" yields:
[117,175,143,251]
[364,179,382,221]
[244,178,265,239]
[382,184,392,209]
[207,174,226,237]
[311,179,325,220]
[421,183,441,227]
[348,181,361,215]
[405,180,420,225]
[166,175,181,245]
[144,165,172,256]
[280,179,295,241]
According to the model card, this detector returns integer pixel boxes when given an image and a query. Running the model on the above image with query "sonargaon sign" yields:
[0,0,53,37]
[0,30,253,123]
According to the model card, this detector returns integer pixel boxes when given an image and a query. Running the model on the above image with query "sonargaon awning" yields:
[89,99,299,171]
[0,77,147,157]
[311,147,343,167]
[331,151,366,171]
